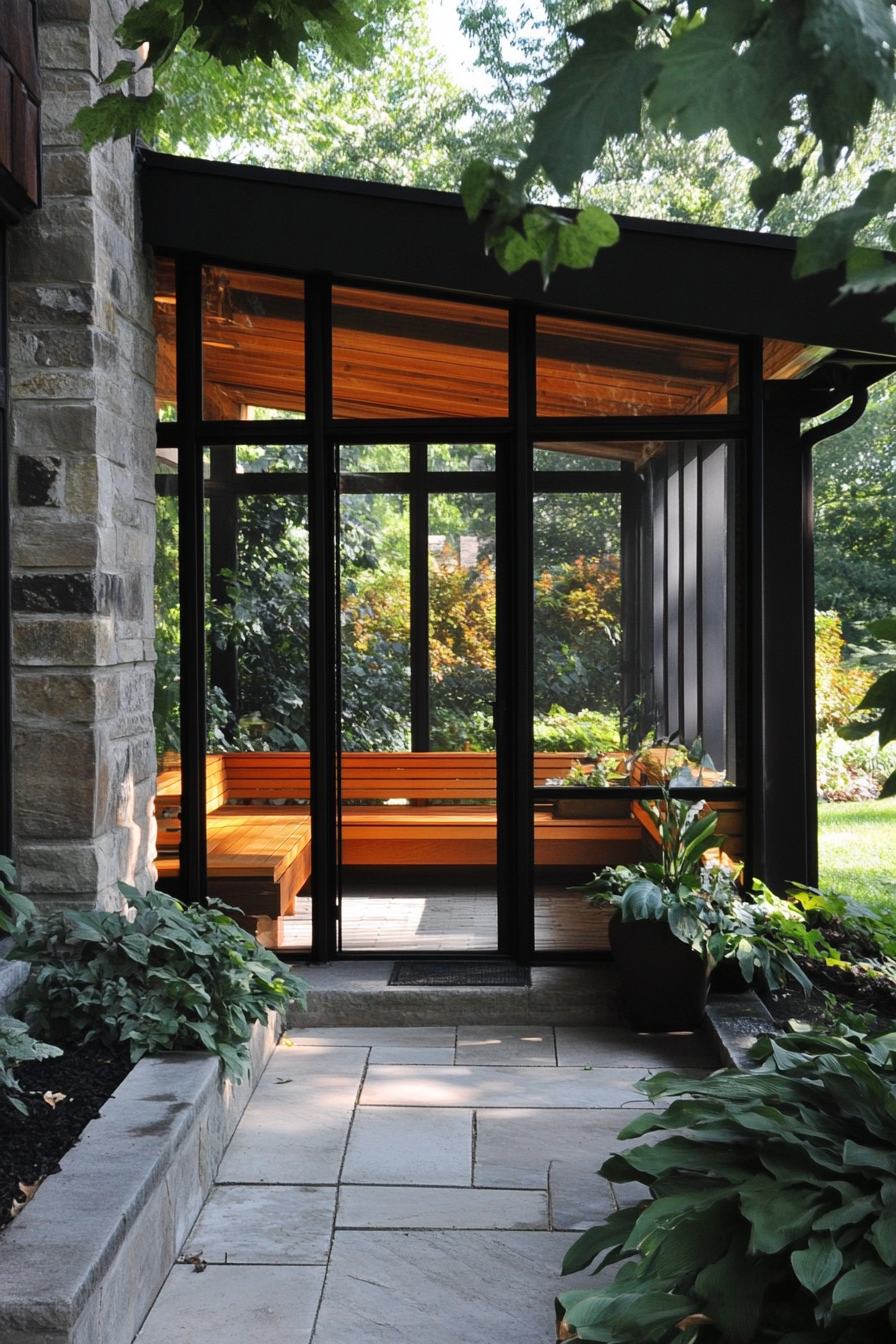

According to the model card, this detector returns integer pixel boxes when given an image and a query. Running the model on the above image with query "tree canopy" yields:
[78,0,896,302]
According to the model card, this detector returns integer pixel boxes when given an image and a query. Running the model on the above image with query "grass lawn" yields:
[818,797,896,906]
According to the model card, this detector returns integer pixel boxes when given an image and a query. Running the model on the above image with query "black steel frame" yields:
[160,260,756,963]
[0,225,11,862]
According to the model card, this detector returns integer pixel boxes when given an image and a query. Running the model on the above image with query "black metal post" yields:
[175,257,207,901]
[306,275,339,961]
[409,441,430,752]
[0,225,11,861]
[502,305,535,963]
[751,376,815,891]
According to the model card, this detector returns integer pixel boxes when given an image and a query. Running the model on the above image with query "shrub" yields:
[0,1015,62,1114]
[557,1028,896,1344]
[0,882,307,1080]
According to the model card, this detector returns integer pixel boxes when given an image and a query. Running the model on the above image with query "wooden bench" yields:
[153,751,643,920]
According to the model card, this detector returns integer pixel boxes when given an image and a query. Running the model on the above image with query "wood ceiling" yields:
[153,265,826,425]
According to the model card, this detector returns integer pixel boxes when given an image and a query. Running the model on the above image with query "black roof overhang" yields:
[138,149,896,361]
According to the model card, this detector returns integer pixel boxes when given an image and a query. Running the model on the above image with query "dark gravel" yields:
[0,1043,132,1235]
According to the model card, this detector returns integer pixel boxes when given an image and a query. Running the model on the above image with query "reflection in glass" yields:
[429,492,496,750]
[536,315,739,416]
[533,444,621,471]
[428,443,496,472]
[340,444,409,474]
[340,491,411,750]
[237,444,308,473]
[203,267,305,420]
[154,257,177,421]
[332,287,508,418]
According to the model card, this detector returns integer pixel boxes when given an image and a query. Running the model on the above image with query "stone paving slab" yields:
[473,1107,645,1188]
[361,1064,649,1108]
[369,1045,456,1064]
[455,1025,556,1065]
[342,1106,473,1185]
[549,1159,619,1231]
[135,1264,325,1343]
[311,1230,596,1343]
[216,1047,367,1184]
[291,1026,457,1047]
[555,1025,715,1068]
[336,1185,548,1230]
[182,1185,336,1264]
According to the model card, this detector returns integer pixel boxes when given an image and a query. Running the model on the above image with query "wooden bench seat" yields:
[153,751,642,919]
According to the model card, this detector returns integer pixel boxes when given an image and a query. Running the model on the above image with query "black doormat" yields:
[388,960,531,987]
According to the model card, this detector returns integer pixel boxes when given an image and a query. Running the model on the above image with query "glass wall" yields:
[337,443,499,952]
[532,439,742,952]
[154,262,751,959]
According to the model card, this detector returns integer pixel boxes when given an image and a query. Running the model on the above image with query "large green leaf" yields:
[694,1227,778,1344]
[869,1212,896,1268]
[832,1260,896,1314]
[791,1233,844,1294]
[740,1179,829,1254]
[524,2,660,196]
[562,1205,641,1274]
[620,879,665,921]
[794,170,896,276]
[800,0,896,170]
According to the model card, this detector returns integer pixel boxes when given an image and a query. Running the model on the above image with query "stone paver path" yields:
[135,1024,716,1343]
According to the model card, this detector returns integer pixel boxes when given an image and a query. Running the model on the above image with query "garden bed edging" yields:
[0,1012,280,1344]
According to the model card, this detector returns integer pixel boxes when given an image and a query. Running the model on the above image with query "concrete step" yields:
[285,961,623,1028]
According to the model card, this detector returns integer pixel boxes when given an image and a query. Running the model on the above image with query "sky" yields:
[425,0,484,88]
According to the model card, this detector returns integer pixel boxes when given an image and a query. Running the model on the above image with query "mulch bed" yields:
[0,1043,132,1235]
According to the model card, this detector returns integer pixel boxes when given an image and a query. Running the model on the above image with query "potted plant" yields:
[576,792,810,1030]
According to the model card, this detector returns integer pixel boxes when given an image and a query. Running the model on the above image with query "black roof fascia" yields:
[138,150,896,358]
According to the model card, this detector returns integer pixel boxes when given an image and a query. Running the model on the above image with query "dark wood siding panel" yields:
[0,0,40,211]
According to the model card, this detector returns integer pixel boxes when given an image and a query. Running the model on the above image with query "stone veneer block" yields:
[0,1015,279,1344]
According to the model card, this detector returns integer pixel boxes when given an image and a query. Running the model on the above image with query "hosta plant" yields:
[0,1015,62,1114]
[557,1029,896,1344]
[0,880,307,1080]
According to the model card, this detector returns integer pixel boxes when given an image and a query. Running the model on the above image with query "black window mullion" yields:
[175,256,207,903]
[410,443,430,752]
[208,447,239,732]
[306,275,339,962]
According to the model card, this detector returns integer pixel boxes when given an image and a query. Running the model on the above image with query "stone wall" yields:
[6,0,157,908]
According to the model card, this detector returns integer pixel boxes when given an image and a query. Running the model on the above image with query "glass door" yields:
[337,443,499,953]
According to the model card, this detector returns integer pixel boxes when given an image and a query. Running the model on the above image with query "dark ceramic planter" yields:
[609,911,711,1031]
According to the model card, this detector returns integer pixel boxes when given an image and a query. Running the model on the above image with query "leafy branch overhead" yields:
[462,0,896,294]
[73,0,371,151]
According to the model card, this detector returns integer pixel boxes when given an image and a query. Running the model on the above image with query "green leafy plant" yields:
[0,1016,63,1115]
[840,617,896,798]
[576,796,811,994]
[557,1028,896,1344]
[0,882,306,1080]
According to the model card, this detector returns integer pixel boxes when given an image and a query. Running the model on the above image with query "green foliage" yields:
[0,883,306,1081]
[74,0,373,150]
[557,1029,896,1344]
[460,0,896,293]
[0,1016,63,1115]
[532,706,620,754]
[154,0,476,191]
[840,618,896,798]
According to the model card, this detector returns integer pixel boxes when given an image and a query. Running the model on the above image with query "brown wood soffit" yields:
[0,0,41,211]
[153,264,830,429]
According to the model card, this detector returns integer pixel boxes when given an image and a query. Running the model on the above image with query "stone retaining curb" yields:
[705,991,776,1068]
[0,1014,279,1344]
